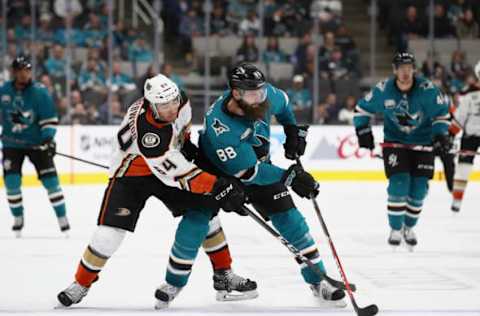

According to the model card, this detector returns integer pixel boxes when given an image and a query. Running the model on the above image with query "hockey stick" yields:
[0,135,109,169]
[381,142,480,156]
[296,158,379,316]
[240,205,356,292]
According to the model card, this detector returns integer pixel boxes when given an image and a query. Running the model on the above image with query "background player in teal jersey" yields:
[195,63,347,307]
[0,55,69,237]
[354,52,451,250]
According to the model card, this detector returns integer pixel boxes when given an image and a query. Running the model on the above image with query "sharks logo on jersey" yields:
[391,98,423,134]
[9,109,34,133]
[212,118,230,136]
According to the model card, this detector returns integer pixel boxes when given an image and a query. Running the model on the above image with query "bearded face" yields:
[233,87,269,120]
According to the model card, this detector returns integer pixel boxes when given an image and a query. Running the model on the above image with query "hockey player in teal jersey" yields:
[354,52,451,250]
[195,63,347,307]
[0,55,69,237]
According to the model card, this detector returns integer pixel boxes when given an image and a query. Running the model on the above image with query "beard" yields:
[237,99,270,120]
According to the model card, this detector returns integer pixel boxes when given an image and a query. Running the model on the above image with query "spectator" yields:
[178,9,203,61]
[128,38,154,63]
[286,75,312,110]
[293,32,313,74]
[108,62,136,93]
[161,63,185,90]
[15,15,32,43]
[319,32,336,63]
[319,47,351,80]
[314,102,329,124]
[226,0,254,32]
[279,0,309,36]
[397,6,425,51]
[433,4,457,38]
[57,97,69,123]
[211,5,231,36]
[99,95,124,124]
[314,0,342,33]
[45,44,67,79]
[40,74,61,106]
[337,95,356,125]
[457,9,479,39]
[78,58,106,92]
[235,34,259,63]
[335,25,356,56]
[69,103,89,125]
[53,16,86,47]
[83,13,107,48]
[262,36,288,64]
[324,93,340,124]
[239,10,261,36]
[450,50,469,80]
[36,14,55,46]
[54,0,83,19]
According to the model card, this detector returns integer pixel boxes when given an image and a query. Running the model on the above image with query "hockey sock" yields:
[271,208,324,284]
[166,209,212,287]
[452,163,473,204]
[405,177,428,228]
[40,176,66,217]
[203,216,232,271]
[75,226,126,287]
[4,174,23,217]
[387,173,410,230]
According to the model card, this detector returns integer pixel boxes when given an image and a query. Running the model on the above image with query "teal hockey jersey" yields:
[353,76,450,145]
[199,83,296,186]
[0,81,58,148]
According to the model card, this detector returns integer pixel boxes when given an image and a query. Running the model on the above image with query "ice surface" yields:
[1,182,479,316]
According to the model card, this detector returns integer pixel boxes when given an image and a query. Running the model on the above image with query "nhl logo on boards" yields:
[142,132,160,148]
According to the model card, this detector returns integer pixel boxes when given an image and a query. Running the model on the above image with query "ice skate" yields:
[388,229,402,249]
[310,280,347,308]
[58,216,70,237]
[12,216,24,238]
[57,282,89,307]
[213,269,258,301]
[451,199,462,213]
[154,283,183,309]
[403,227,417,252]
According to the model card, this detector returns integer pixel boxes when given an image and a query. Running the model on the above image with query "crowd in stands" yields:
[1,0,479,126]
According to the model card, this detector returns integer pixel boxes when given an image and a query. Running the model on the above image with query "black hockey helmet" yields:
[229,63,266,91]
[392,52,416,68]
[12,55,32,70]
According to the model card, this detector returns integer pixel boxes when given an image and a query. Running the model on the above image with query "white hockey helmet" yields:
[474,60,480,80]
[144,74,180,119]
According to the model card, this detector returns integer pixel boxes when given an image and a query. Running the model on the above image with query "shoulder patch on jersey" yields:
[419,80,434,90]
[141,132,161,148]
[365,91,373,101]
[376,80,387,92]
[211,118,230,136]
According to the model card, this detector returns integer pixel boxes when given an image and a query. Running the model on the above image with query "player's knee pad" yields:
[387,173,410,198]
[408,176,429,202]
[271,208,313,249]
[89,225,127,257]
[40,175,61,192]
[455,162,473,181]
[4,173,21,192]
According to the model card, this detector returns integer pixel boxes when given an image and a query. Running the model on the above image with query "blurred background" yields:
[1,0,479,126]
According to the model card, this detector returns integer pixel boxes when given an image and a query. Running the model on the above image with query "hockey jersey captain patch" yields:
[142,133,160,148]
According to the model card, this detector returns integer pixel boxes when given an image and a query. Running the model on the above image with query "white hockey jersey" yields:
[454,86,480,136]
[109,92,217,194]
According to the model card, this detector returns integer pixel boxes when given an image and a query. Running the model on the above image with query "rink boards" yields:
[1,125,479,186]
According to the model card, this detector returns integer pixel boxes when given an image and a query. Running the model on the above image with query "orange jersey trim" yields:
[124,156,152,176]
[188,171,217,194]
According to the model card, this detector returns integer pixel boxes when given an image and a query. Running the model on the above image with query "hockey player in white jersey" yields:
[451,61,480,212]
[56,74,255,309]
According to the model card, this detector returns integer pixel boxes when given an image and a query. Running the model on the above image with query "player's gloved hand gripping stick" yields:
[295,157,379,316]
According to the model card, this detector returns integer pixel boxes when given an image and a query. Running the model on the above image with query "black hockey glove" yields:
[433,134,452,155]
[283,125,309,160]
[39,139,56,158]
[355,125,374,150]
[211,177,248,215]
[181,138,198,162]
[282,164,319,199]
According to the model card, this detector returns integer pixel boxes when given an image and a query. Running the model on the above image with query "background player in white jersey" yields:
[56,74,251,309]
[451,61,480,212]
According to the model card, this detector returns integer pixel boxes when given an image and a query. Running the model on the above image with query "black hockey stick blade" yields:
[323,273,356,292]
[357,304,379,316]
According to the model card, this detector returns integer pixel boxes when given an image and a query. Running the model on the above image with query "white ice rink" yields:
[1,181,479,316]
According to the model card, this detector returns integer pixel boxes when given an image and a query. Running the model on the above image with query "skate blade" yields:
[405,244,416,252]
[54,302,70,309]
[216,290,258,301]
[154,300,170,310]
[316,297,347,308]
[14,230,22,238]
